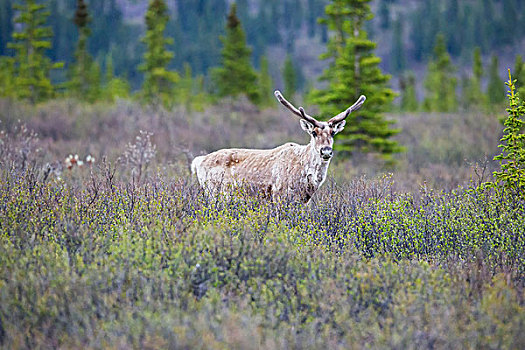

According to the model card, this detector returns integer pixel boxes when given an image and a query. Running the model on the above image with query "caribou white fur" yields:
[191,91,366,203]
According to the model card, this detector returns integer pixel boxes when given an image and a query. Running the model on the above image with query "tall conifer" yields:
[139,0,179,107]
[211,3,259,104]
[68,0,101,101]
[513,55,524,93]
[309,0,401,157]
[423,34,457,112]
[259,55,273,107]
[8,0,63,103]
[283,55,297,98]
[399,72,418,112]
[487,55,505,105]
[464,47,487,109]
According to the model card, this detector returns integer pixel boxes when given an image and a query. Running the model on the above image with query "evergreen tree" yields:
[513,55,524,93]
[139,0,179,107]
[423,34,457,112]
[103,54,130,102]
[487,55,505,105]
[173,63,209,111]
[0,57,16,98]
[283,55,297,98]
[68,0,100,101]
[211,3,259,104]
[493,70,525,195]
[463,47,487,109]
[259,55,273,107]
[8,0,63,103]
[390,18,405,73]
[399,72,418,112]
[309,0,401,157]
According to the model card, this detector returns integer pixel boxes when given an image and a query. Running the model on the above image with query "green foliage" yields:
[103,54,130,102]
[513,55,525,97]
[493,71,525,195]
[423,34,457,112]
[258,55,274,107]
[487,55,506,105]
[174,63,210,111]
[7,0,63,103]
[399,72,418,112]
[211,4,260,104]
[139,0,179,107]
[66,0,102,102]
[409,0,525,62]
[283,54,297,98]
[0,56,16,98]
[309,0,401,158]
[463,47,488,109]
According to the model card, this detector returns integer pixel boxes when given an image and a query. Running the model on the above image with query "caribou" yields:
[191,91,366,203]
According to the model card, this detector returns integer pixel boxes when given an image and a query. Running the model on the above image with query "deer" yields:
[191,91,366,203]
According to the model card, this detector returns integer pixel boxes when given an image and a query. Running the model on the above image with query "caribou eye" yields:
[312,131,317,137]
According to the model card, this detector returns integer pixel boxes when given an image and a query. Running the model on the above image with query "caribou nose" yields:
[320,146,333,160]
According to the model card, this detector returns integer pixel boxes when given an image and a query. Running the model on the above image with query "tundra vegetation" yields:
[0,75,524,348]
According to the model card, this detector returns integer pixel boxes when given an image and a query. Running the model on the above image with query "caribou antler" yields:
[328,95,366,124]
[274,90,323,128]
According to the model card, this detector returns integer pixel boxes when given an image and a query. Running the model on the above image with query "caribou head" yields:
[274,91,366,162]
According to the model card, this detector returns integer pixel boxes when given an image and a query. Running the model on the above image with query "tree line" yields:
[398,37,525,113]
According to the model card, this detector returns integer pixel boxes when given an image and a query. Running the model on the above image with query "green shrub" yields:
[493,70,525,196]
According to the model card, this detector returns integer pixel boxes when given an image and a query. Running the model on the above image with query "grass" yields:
[0,98,523,348]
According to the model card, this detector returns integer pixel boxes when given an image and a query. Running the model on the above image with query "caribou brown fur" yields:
[191,91,366,203]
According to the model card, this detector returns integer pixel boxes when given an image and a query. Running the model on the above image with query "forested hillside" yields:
[0,0,523,90]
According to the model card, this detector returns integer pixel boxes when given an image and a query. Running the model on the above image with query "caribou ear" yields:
[300,119,315,133]
[332,120,346,134]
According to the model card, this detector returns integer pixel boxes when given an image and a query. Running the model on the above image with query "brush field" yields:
[0,98,523,349]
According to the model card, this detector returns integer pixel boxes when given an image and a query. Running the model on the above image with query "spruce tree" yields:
[259,55,273,107]
[68,0,100,101]
[513,55,524,93]
[139,0,179,107]
[399,72,418,112]
[487,55,505,105]
[493,70,525,195]
[0,57,16,98]
[422,34,457,112]
[309,0,401,157]
[173,63,209,111]
[283,55,297,98]
[464,47,487,109]
[211,3,259,104]
[8,0,63,103]
[103,54,130,102]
